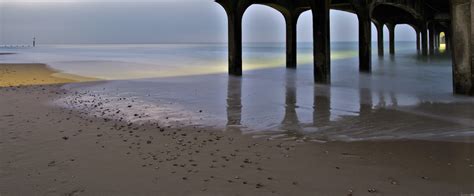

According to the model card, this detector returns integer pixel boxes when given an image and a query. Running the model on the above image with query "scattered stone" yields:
[389,178,399,185]
[348,189,354,196]
[368,188,377,193]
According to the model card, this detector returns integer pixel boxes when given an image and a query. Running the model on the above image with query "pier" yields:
[216,0,473,96]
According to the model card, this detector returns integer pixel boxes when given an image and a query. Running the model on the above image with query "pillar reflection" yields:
[226,76,242,126]
[313,86,331,127]
[281,72,300,132]
[359,88,373,117]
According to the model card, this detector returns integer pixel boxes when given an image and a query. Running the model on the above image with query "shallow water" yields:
[0,43,355,79]
[2,42,473,142]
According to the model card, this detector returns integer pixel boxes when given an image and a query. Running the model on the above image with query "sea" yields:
[1,42,473,142]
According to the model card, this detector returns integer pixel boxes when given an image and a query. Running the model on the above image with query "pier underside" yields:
[216,0,472,95]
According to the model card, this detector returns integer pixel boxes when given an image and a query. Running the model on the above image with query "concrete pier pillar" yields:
[421,23,428,56]
[446,36,450,50]
[435,31,440,49]
[446,31,451,50]
[439,34,442,49]
[451,0,474,95]
[416,30,421,51]
[311,0,331,83]
[285,12,300,69]
[357,7,372,72]
[376,23,384,56]
[429,23,435,55]
[217,0,247,76]
[227,9,243,75]
[387,23,396,55]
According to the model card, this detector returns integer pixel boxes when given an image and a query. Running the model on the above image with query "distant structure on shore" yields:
[0,37,36,48]
[216,0,473,96]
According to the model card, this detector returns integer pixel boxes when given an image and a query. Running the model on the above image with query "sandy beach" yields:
[0,64,473,195]
[0,63,96,87]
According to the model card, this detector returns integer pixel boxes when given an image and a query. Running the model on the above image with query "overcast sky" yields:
[0,0,417,44]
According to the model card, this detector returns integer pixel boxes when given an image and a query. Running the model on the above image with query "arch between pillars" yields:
[375,22,421,56]
[438,31,446,51]
[242,4,287,53]
[248,3,303,69]
[239,3,304,70]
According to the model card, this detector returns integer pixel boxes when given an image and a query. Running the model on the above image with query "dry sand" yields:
[0,64,474,195]
[0,63,96,87]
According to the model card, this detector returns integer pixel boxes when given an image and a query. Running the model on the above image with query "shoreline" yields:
[1,64,473,195]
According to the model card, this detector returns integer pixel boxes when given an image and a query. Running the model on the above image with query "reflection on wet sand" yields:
[281,71,300,133]
[359,88,373,118]
[313,83,331,128]
[223,68,473,142]
[227,76,242,126]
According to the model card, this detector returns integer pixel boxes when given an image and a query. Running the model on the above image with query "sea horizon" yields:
[0,40,418,46]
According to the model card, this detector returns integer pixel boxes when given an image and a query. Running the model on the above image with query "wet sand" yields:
[1,64,474,195]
